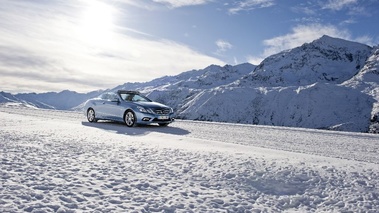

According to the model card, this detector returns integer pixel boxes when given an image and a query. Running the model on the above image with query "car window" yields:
[118,92,152,102]
[121,93,133,101]
[132,94,151,102]
[109,93,118,100]
[100,93,108,100]
[100,93,118,100]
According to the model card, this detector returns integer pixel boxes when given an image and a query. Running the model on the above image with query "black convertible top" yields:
[117,90,140,94]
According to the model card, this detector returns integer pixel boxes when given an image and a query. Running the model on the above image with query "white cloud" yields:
[233,57,239,65]
[247,24,352,65]
[152,0,211,8]
[263,24,351,56]
[354,35,375,46]
[246,55,264,65]
[322,0,370,17]
[291,6,317,15]
[0,0,224,93]
[229,0,275,14]
[322,0,357,11]
[216,39,233,52]
[340,18,357,25]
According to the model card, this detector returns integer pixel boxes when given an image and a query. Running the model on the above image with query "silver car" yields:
[84,90,175,127]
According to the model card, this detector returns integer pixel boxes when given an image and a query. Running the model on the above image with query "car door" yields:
[103,93,124,122]
[94,93,109,119]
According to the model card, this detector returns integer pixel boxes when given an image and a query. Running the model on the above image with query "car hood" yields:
[135,101,169,109]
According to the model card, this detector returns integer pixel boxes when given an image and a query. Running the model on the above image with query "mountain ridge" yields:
[235,35,371,87]
[1,35,378,133]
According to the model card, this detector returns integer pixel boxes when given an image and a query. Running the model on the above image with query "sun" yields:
[78,0,116,46]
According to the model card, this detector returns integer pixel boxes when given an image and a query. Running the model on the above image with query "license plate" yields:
[158,116,169,120]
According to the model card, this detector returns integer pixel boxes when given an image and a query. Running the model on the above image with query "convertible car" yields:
[84,90,175,127]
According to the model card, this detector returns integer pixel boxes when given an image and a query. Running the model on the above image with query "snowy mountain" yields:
[0,91,18,103]
[114,63,255,91]
[176,35,377,132]
[0,91,39,108]
[236,35,371,87]
[0,90,103,110]
[112,63,256,113]
[120,35,376,133]
[2,35,378,133]
[342,45,379,132]
[177,83,374,132]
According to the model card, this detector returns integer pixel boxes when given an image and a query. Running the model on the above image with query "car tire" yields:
[124,110,136,127]
[87,108,97,123]
[158,123,169,127]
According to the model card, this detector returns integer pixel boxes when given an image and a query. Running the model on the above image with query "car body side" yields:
[83,91,175,126]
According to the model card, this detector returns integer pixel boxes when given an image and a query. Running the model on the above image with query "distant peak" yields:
[319,35,334,40]
[309,35,372,51]
[205,64,222,69]
[314,35,346,44]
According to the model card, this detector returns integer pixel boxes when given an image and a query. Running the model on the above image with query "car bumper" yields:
[135,112,175,124]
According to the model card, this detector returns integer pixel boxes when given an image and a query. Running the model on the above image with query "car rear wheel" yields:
[87,108,97,122]
[124,110,136,127]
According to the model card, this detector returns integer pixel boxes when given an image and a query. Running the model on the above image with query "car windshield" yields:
[120,93,151,102]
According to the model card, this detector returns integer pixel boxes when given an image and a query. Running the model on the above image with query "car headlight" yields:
[137,106,147,113]
[137,106,154,114]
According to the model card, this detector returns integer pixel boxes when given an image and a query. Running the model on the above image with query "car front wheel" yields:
[87,108,97,123]
[124,110,136,127]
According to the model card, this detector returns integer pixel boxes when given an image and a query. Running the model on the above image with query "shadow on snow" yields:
[81,121,190,136]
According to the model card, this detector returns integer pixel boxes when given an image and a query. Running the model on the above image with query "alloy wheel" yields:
[125,111,136,127]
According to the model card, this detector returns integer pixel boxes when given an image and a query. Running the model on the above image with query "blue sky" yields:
[1,0,378,93]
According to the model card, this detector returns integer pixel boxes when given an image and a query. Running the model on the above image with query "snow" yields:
[178,83,374,132]
[170,36,377,132]
[343,45,379,133]
[238,35,371,87]
[1,105,379,212]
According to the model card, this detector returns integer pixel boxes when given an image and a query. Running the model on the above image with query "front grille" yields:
[154,108,170,115]
[153,118,171,121]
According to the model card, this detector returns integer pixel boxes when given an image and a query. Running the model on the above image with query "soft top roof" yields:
[117,90,140,94]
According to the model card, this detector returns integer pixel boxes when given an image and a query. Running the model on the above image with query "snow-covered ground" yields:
[1,104,379,212]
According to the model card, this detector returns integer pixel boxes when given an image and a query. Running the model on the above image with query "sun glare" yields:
[78,0,116,46]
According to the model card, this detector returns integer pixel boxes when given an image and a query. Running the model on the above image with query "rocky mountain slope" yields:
[114,63,256,114]
[343,45,379,132]
[237,35,371,87]
[174,36,378,132]
[1,35,378,133]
